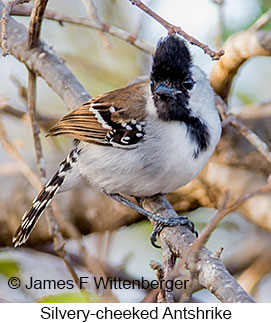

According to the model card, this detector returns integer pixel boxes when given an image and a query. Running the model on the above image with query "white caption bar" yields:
[1,303,268,322]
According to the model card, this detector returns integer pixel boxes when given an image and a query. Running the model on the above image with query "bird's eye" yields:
[182,77,194,90]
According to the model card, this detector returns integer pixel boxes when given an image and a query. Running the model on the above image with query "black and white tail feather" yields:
[12,148,79,247]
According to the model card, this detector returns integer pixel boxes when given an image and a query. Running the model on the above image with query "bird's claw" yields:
[150,215,198,248]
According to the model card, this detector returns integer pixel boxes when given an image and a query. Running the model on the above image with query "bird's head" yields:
[150,34,196,122]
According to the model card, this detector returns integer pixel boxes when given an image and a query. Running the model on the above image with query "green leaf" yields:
[261,0,271,14]
[236,91,256,105]
[0,259,20,278]
[38,291,101,303]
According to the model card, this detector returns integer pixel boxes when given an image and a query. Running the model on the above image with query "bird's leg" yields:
[105,193,197,248]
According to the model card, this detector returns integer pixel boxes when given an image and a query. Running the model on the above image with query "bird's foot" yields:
[105,193,197,248]
[150,215,197,248]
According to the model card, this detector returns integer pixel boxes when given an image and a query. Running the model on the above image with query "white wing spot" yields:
[109,106,116,113]
[89,107,111,130]
[136,124,142,131]
[120,137,129,144]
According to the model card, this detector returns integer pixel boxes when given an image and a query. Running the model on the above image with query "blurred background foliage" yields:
[0,0,271,302]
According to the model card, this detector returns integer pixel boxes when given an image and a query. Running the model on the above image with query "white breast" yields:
[77,113,221,197]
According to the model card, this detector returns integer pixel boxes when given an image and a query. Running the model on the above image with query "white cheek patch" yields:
[145,89,157,117]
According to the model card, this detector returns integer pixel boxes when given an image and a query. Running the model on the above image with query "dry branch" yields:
[216,96,271,166]
[142,196,254,303]
[0,116,42,190]
[212,0,224,48]
[0,103,57,129]
[0,0,29,56]
[81,0,110,48]
[10,4,154,54]
[27,0,48,49]
[237,250,271,293]
[0,1,91,108]
[249,9,271,32]
[210,30,271,99]
[128,0,224,60]
[182,184,271,273]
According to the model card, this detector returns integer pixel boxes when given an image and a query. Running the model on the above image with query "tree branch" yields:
[0,0,29,56]
[10,4,154,54]
[0,1,91,108]
[0,102,57,129]
[0,115,42,190]
[142,195,255,303]
[216,95,271,166]
[81,0,110,48]
[27,0,48,49]
[249,9,271,32]
[128,0,224,60]
[210,30,271,100]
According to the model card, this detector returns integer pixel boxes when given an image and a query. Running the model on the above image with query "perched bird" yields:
[13,35,221,248]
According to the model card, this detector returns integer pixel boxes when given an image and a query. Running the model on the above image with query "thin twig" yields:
[229,117,271,166]
[211,0,224,4]
[0,115,42,190]
[0,0,30,56]
[27,70,46,182]
[10,75,27,102]
[27,0,48,49]
[51,203,115,299]
[216,95,271,166]
[129,0,224,60]
[82,0,110,48]
[180,184,271,276]
[237,250,271,293]
[249,8,271,32]
[25,0,82,292]
[11,4,155,54]
[149,260,167,303]
[159,241,176,303]
[212,0,224,48]
[0,103,57,129]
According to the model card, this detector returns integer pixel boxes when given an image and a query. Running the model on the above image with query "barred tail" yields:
[12,149,79,247]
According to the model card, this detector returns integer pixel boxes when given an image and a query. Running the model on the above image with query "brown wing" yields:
[48,80,148,148]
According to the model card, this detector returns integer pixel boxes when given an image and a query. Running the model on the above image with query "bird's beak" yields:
[154,83,175,97]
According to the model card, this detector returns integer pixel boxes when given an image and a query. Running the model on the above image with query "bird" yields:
[12,34,221,248]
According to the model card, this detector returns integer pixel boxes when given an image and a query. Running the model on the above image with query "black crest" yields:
[150,35,193,122]
[150,35,192,87]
